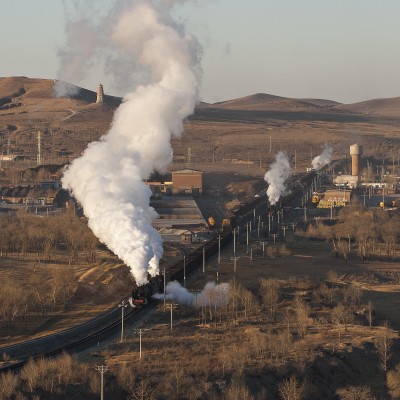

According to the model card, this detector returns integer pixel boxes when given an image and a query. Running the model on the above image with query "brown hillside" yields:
[335,97,400,116]
[205,93,337,112]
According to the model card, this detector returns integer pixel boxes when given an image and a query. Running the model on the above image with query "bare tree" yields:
[294,297,311,338]
[259,278,279,320]
[128,378,155,400]
[376,321,393,372]
[332,303,354,341]
[225,377,255,400]
[278,375,305,400]
[387,364,400,399]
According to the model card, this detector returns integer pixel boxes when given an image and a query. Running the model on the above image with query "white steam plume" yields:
[312,144,333,170]
[153,281,231,308]
[264,151,291,205]
[61,1,201,285]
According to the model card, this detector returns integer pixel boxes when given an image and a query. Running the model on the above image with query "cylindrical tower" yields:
[96,83,104,104]
[349,144,363,176]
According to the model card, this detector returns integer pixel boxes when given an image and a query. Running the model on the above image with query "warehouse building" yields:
[171,169,203,195]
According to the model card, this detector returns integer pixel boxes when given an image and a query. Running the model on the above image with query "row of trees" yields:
[0,267,76,331]
[306,204,400,261]
[0,209,98,263]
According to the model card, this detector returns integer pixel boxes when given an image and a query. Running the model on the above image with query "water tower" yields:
[350,144,363,176]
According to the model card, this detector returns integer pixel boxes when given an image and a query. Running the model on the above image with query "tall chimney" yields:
[350,144,363,176]
[96,83,104,104]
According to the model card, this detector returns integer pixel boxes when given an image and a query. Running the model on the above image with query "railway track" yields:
[0,301,155,373]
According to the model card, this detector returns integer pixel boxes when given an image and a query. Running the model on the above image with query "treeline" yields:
[0,209,98,263]
[0,267,76,332]
[305,204,400,261]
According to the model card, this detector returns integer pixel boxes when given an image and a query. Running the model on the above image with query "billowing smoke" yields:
[61,1,201,285]
[54,1,99,97]
[153,281,231,308]
[312,144,333,170]
[264,151,291,205]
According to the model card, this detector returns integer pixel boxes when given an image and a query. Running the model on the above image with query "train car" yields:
[222,218,233,232]
[208,216,216,229]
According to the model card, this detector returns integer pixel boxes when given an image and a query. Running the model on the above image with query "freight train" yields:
[130,171,316,305]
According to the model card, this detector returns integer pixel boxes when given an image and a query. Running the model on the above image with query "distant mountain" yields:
[202,93,341,112]
[334,97,400,116]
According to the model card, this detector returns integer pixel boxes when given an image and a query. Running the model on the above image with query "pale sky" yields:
[1,0,400,104]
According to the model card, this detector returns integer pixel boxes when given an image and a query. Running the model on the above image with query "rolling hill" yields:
[334,97,400,117]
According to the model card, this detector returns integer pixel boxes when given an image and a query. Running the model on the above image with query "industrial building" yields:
[151,196,207,229]
[171,169,203,195]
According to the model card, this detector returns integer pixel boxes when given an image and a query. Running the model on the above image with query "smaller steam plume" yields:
[312,144,333,170]
[264,151,291,205]
[153,281,231,308]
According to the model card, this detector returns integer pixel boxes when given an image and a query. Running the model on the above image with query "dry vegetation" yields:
[304,204,400,263]
[4,276,400,399]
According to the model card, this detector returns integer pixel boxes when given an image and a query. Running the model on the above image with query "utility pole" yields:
[246,222,249,253]
[233,228,236,255]
[133,328,148,359]
[202,245,205,273]
[230,256,240,286]
[183,254,186,287]
[118,300,128,342]
[217,235,221,265]
[95,365,109,400]
[37,131,42,166]
[230,256,240,313]
[166,303,178,330]
[163,265,166,309]
[268,213,271,235]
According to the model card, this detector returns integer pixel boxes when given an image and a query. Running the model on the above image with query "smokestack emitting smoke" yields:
[153,281,231,307]
[312,144,333,170]
[264,151,291,205]
[61,1,201,285]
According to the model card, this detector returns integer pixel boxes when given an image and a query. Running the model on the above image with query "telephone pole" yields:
[37,131,42,166]
[95,365,109,400]
[118,300,128,342]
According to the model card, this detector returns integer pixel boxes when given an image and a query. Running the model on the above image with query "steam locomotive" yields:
[129,274,164,307]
